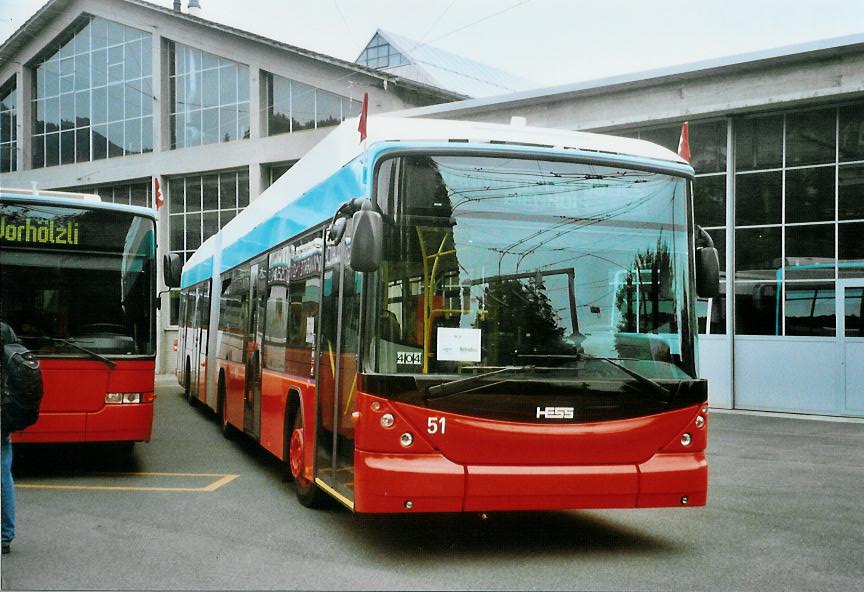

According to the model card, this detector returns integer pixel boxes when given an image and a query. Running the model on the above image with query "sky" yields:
[2,0,863,89]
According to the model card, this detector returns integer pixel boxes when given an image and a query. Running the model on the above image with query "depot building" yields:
[1,0,862,418]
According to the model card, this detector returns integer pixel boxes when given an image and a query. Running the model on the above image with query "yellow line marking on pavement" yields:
[201,474,239,491]
[16,472,239,493]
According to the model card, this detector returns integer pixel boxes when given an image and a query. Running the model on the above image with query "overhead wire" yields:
[406,0,532,52]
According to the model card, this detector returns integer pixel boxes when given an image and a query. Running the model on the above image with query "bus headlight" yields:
[380,413,395,428]
[400,433,414,447]
[105,393,142,404]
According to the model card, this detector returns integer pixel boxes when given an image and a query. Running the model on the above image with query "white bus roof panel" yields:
[183,116,690,283]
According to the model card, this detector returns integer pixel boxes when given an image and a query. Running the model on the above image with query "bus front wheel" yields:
[289,412,325,508]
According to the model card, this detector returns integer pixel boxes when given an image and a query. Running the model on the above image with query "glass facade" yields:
[618,102,864,339]
[267,161,294,187]
[265,72,362,136]
[356,33,409,69]
[168,169,249,262]
[735,105,864,336]
[1,82,16,173]
[31,17,153,168]
[169,42,249,149]
[66,179,152,208]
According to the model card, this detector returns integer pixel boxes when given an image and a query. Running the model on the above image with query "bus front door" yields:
[315,252,359,507]
[189,288,203,403]
[244,259,266,438]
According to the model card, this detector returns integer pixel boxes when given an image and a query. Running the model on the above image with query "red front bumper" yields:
[351,393,708,513]
[12,402,154,444]
[354,449,706,513]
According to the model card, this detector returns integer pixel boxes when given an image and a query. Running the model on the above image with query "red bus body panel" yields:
[223,359,246,428]
[259,370,314,460]
[12,359,155,444]
[352,391,707,513]
[208,362,708,514]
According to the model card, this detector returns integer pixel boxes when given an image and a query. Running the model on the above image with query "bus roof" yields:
[182,116,691,287]
[0,190,157,220]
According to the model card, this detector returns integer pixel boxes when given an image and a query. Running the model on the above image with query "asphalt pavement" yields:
[1,375,862,591]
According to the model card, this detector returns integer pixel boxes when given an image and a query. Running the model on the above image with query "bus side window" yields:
[178,292,186,329]
[263,283,287,372]
[183,291,194,328]
[199,283,210,329]
[301,277,319,349]
[217,274,234,361]
[217,267,249,362]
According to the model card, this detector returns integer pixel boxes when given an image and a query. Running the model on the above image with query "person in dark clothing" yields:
[1,320,43,555]
[1,429,13,554]
[1,321,19,554]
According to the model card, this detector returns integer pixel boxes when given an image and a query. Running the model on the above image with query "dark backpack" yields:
[1,321,44,435]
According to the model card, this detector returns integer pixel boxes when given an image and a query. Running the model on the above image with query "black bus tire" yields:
[183,359,192,403]
[218,378,235,439]
[289,411,326,508]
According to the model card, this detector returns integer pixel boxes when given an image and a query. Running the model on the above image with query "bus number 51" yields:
[427,417,446,435]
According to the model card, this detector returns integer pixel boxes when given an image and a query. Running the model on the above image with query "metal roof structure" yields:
[356,29,537,99]
[395,32,864,118]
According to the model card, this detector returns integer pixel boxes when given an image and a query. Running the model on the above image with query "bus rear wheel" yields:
[184,362,199,407]
[218,378,235,439]
[289,412,325,508]
[183,361,192,403]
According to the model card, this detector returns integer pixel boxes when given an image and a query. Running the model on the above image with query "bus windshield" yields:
[371,154,696,381]
[0,202,156,356]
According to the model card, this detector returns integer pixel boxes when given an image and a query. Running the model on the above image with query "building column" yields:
[725,116,736,409]
[249,162,265,201]
[155,174,169,373]
[16,65,32,172]
[249,66,262,140]
[247,67,265,202]
[157,35,171,155]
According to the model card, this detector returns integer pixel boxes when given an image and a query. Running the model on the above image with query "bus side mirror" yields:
[694,226,720,298]
[163,253,183,288]
[350,207,383,272]
[696,246,720,298]
[328,217,348,245]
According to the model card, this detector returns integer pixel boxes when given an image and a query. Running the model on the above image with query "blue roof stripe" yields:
[181,158,366,288]
[180,141,692,289]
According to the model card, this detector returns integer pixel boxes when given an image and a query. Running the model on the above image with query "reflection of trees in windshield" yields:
[614,239,678,335]
[474,277,572,365]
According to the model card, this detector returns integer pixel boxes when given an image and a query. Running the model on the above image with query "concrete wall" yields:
[403,41,864,132]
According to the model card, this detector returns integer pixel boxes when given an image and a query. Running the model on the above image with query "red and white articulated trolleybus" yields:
[165,116,719,513]
[0,189,157,448]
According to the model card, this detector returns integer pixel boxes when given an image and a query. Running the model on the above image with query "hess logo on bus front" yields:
[536,406,575,419]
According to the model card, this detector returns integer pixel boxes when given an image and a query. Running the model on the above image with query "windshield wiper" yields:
[579,354,672,398]
[426,365,535,399]
[517,353,672,398]
[52,337,116,369]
